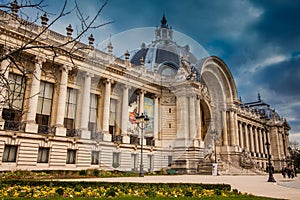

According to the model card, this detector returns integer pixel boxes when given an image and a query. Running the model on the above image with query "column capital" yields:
[152,94,161,99]
[80,71,94,78]
[35,56,46,64]
[187,93,197,99]
[61,64,72,73]
[137,89,147,95]
[103,78,114,84]
[121,84,131,90]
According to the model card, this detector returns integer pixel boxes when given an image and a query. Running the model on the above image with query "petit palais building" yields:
[0,8,291,174]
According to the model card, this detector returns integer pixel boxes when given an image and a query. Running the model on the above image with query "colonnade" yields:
[237,121,267,157]
[0,57,163,142]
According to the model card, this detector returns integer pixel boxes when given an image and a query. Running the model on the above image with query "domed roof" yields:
[243,93,281,120]
[131,15,197,77]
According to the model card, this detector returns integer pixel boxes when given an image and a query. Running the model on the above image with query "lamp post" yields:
[136,113,149,177]
[212,130,218,163]
[264,125,276,182]
[212,130,218,176]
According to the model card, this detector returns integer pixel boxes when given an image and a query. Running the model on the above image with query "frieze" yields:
[162,96,176,104]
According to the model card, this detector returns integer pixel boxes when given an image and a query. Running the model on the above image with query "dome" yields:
[131,15,198,77]
[243,93,281,120]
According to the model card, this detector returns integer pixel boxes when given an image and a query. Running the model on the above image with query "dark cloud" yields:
[45,0,300,137]
[100,0,300,136]
[253,56,300,96]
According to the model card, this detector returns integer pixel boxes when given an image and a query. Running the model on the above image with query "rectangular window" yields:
[131,154,137,171]
[2,145,18,162]
[37,147,50,163]
[89,94,98,133]
[6,73,26,110]
[66,149,76,164]
[2,73,26,130]
[36,81,54,133]
[91,151,99,165]
[168,155,172,167]
[148,155,154,172]
[112,152,120,168]
[109,99,117,135]
[64,88,78,136]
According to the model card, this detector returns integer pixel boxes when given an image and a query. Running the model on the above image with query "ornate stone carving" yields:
[200,84,210,102]
[162,96,176,104]
[239,150,254,169]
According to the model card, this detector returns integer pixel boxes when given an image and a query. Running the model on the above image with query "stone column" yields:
[121,85,129,143]
[115,99,121,135]
[153,95,159,140]
[55,65,68,136]
[222,111,228,145]
[263,129,267,155]
[259,128,264,155]
[138,90,145,114]
[0,58,10,129]
[234,112,239,146]
[244,124,249,151]
[189,94,196,139]
[249,125,254,153]
[102,79,112,133]
[102,79,112,141]
[239,122,244,148]
[80,72,92,139]
[25,57,44,133]
[229,110,236,146]
[254,127,259,154]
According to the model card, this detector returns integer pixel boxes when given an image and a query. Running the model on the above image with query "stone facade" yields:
[0,9,291,174]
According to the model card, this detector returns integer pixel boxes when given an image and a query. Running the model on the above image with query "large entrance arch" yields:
[200,56,238,151]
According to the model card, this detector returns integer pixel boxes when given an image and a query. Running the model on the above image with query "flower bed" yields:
[0,169,138,180]
[0,180,237,198]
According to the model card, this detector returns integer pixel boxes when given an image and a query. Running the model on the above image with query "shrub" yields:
[55,187,64,196]
[74,184,83,192]
[214,188,222,196]
[92,169,100,177]
[105,188,117,197]
[79,170,87,176]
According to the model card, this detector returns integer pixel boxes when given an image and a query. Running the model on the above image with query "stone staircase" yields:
[197,159,213,175]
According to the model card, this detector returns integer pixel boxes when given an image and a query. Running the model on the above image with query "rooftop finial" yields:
[160,14,168,28]
[258,92,261,101]
[107,34,113,54]
[11,0,19,16]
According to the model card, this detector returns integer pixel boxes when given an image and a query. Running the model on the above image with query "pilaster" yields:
[189,94,196,140]
[153,94,159,141]
[196,95,202,141]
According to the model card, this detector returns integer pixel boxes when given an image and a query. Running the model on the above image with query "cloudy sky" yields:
[3,0,300,142]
